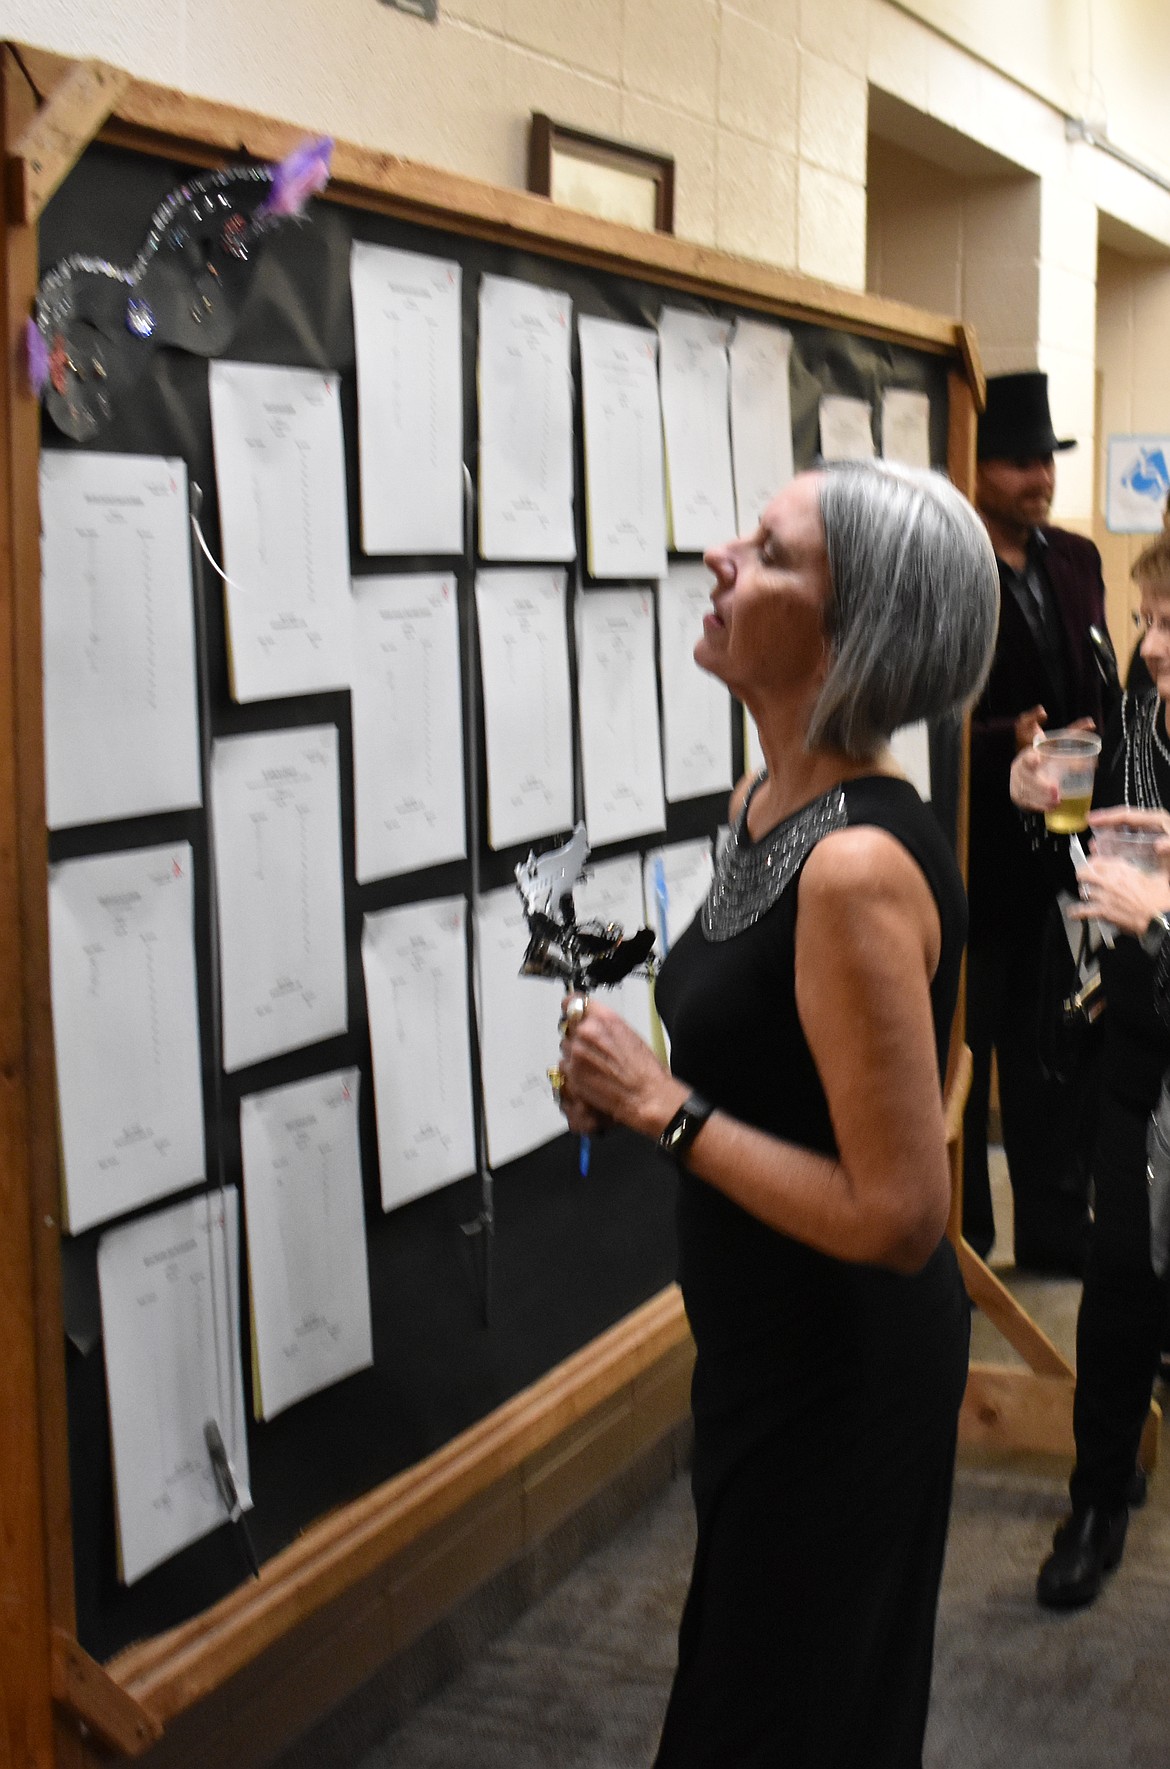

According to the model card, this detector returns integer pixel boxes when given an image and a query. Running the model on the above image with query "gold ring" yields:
[547,1066,565,1097]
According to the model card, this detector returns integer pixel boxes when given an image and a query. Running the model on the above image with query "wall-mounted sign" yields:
[1106,435,1170,533]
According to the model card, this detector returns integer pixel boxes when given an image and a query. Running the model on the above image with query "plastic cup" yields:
[1092,825,1165,873]
[1033,730,1101,833]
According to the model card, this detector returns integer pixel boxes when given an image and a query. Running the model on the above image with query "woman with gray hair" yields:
[556,462,997,1768]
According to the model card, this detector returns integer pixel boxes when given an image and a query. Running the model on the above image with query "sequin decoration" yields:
[28,138,333,441]
[24,319,50,396]
[222,212,249,260]
[48,333,70,396]
[125,297,156,338]
[702,781,849,941]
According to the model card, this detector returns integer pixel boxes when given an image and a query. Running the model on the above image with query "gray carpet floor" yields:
[327,1153,1170,1767]
[347,1443,1170,1769]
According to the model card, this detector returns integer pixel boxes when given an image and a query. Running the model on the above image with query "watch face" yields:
[658,1096,710,1159]
[665,1114,693,1149]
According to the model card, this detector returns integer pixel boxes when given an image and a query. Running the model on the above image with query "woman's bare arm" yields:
[558,826,950,1274]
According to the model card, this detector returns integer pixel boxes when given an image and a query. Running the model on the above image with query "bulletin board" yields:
[0,42,985,1769]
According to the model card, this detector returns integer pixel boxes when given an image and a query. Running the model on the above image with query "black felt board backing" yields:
[40,141,958,1659]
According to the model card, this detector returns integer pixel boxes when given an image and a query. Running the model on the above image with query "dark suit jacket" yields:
[968,525,1111,937]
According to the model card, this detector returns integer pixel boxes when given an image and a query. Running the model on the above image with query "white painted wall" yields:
[6,0,868,288]
[1094,245,1170,641]
[865,0,1170,529]
[889,0,1170,187]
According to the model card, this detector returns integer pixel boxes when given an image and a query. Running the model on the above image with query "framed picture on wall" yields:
[527,113,675,235]
[1106,435,1170,533]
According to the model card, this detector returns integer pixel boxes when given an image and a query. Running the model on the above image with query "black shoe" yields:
[1036,1507,1128,1610]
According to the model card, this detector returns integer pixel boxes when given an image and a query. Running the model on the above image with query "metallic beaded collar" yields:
[701,778,848,941]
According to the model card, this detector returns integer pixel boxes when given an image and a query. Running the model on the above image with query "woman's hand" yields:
[1089,806,1170,875]
[1089,807,1170,834]
[1014,704,1048,751]
[1070,856,1170,938]
[556,994,684,1141]
[1009,742,1061,812]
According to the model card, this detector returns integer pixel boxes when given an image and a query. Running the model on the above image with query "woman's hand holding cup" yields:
[1090,806,1170,877]
[1030,726,1102,834]
[1070,855,1170,939]
[1009,743,1061,814]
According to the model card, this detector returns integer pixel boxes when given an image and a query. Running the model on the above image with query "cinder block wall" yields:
[9,0,1170,591]
[12,0,1170,538]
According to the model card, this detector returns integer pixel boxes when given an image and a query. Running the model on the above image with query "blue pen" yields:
[653,855,670,960]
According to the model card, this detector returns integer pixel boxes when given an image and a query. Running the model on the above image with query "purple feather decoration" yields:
[25,318,50,397]
[258,136,334,219]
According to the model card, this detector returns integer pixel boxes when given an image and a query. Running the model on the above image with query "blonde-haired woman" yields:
[1012,530,1170,1609]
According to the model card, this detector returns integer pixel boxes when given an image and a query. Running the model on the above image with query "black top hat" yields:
[977,371,1077,461]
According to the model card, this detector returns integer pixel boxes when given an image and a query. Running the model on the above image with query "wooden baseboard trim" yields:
[106,1286,692,1741]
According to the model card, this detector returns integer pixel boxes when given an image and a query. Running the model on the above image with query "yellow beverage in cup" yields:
[1045,793,1093,834]
[1033,730,1101,835]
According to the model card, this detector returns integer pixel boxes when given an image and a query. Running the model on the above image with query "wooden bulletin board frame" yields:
[0,39,1085,1769]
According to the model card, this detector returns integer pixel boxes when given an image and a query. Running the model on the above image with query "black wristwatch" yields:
[1141,912,1170,960]
[657,1093,713,1167]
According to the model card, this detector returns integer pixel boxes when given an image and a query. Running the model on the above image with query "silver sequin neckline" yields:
[701,778,849,941]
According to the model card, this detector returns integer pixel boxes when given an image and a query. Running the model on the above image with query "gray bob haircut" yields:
[810,461,998,758]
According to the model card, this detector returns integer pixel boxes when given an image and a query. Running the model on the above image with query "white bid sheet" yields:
[474,885,565,1169]
[363,896,476,1210]
[475,568,574,849]
[729,320,795,537]
[477,274,575,561]
[98,1187,249,1585]
[40,451,202,830]
[574,854,656,1046]
[657,308,736,553]
[643,837,714,954]
[578,315,668,580]
[658,562,733,802]
[818,394,875,462]
[241,1068,373,1419]
[881,388,932,469]
[577,588,666,846]
[49,842,205,1235]
[350,572,465,882]
[211,725,348,1072]
[350,241,464,556]
[209,361,351,701]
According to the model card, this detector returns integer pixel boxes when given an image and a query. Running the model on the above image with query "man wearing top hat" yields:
[963,370,1118,1274]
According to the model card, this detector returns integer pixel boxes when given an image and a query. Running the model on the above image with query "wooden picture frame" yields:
[527,112,675,235]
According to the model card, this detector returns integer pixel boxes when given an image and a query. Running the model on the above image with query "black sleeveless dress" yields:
[652,776,970,1769]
